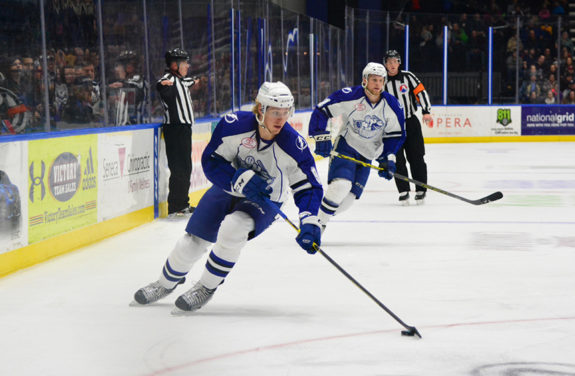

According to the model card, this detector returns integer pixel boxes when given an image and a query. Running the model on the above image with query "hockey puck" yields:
[401,330,415,336]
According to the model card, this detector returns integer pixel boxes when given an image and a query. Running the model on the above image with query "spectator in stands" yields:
[562,90,575,104]
[560,31,574,57]
[561,80,575,100]
[0,57,23,98]
[544,89,556,104]
[542,72,559,97]
[535,55,549,78]
[527,64,542,81]
[528,91,540,104]
[523,74,541,101]
[506,33,523,55]
[523,29,539,53]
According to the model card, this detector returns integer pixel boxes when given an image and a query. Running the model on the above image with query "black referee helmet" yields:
[165,48,189,67]
[384,50,401,65]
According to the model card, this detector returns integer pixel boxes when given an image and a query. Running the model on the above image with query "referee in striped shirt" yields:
[383,50,432,205]
[158,48,196,215]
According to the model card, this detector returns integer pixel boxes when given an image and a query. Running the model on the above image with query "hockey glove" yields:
[296,215,321,254]
[313,132,332,157]
[377,155,396,180]
[231,168,272,206]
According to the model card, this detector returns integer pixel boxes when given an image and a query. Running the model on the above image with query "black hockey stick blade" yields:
[331,152,503,206]
[401,326,422,339]
[473,191,503,205]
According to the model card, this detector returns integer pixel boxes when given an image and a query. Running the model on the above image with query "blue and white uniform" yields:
[186,111,323,242]
[133,81,321,312]
[310,85,405,198]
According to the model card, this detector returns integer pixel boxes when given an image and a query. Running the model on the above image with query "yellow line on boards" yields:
[0,207,154,278]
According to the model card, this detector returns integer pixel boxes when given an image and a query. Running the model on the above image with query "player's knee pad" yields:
[171,233,211,264]
[336,192,357,214]
[324,178,353,205]
[214,211,255,259]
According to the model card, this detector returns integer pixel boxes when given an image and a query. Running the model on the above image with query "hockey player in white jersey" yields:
[133,82,323,312]
[309,62,406,230]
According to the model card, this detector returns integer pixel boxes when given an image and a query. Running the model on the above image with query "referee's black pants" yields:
[163,123,192,213]
[394,115,427,194]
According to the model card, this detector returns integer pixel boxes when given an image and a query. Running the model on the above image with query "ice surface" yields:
[1,142,574,376]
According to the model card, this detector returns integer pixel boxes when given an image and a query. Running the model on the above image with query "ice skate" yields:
[168,205,195,218]
[172,282,216,313]
[398,192,410,206]
[415,191,426,205]
[132,278,185,305]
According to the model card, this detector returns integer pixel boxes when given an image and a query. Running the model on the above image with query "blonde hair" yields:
[252,101,262,116]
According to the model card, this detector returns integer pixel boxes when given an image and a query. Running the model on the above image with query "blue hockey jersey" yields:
[309,85,406,160]
[202,111,323,216]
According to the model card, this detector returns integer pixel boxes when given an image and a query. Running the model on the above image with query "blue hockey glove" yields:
[231,168,272,205]
[296,215,321,254]
[377,155,396,180]
[313,132,332,157]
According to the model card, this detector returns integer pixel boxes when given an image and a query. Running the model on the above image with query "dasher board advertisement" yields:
[0,141,27,254]
[28,135,98,244]
[98,129,155,221]
[421,106,521,138]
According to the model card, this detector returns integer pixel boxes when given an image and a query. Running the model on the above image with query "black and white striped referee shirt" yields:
[384,70,431,119]
[156,71,195,125]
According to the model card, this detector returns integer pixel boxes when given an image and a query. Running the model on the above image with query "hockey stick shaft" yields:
[330,152,503,205]
[268,202,421,338]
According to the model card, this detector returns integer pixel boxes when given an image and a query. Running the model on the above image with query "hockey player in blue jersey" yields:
[133,82,323,312]
[309,62,406,230]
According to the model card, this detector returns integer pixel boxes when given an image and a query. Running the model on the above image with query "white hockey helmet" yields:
[256,81,295,115]
[362,62,387,82]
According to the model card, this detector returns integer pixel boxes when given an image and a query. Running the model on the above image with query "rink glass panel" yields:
[0,1,53,134]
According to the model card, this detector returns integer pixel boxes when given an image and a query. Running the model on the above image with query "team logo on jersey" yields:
[295,136,308,151]
[241,137,257,149]
[399,84,408,93]
[342,87,352,94]
[353,115,385,139]
[224,113,239,124]
[237,155,275,185]
[355,103,366,111]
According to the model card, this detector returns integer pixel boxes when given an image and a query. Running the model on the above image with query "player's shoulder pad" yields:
[319,85,364,108]
[216,111,256,134]
[333,85,364,101]
[383,91,401,107]
[275,123,312,159]
[383,92,404,116]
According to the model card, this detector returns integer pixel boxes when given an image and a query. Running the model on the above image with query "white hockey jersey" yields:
[202,111,323,216]
[309,85,405,160]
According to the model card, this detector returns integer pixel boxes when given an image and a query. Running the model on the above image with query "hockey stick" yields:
[331,152,503,205]
[267,200,421,338]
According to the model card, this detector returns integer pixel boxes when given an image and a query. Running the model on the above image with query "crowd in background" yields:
[405,0,573,103]
[0,0,573,135]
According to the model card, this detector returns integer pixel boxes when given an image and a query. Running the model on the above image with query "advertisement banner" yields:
[521,105,575,135]
[98,130,154,221]
[421,106,521,138]
[28,135,98,244]
[0,141,27,254]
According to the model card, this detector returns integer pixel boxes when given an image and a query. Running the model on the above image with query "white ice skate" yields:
[131,278,185,306]
[171,282,216,314]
